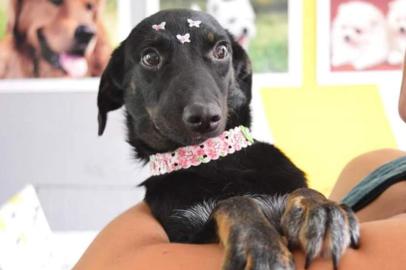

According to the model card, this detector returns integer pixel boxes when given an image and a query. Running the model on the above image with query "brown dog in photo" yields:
[0,0,112,78]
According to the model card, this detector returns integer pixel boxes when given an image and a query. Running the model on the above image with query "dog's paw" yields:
[281,188,360,270]
[222,221,295,270]
[214,196,295,270]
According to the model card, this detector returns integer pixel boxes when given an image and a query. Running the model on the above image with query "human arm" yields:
[399,53,406,122]
[72,203,223,270]
[73,202,406,270]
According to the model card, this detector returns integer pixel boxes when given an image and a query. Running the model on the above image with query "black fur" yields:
[143,143,306,242]
[97,9,307,242]
[97,10,361,270]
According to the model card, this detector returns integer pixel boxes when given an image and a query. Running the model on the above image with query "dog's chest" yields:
[141,143,307,242]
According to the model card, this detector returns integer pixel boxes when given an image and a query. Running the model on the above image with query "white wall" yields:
[0,80,148,230]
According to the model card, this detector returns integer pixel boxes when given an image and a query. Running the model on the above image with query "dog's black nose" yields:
[183,103,222,133]
[74,25,95,44]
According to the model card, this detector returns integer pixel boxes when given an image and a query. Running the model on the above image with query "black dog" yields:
[98,9,359,270]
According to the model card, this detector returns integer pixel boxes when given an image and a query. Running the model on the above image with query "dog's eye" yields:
[141,49,161,69]
[213,43,229,60]
[86,2,94,11]
[50,0,63,6]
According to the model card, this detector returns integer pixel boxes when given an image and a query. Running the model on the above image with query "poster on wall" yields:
[160,0,302,87]
[317,0,404,85]
[0,0,119,79]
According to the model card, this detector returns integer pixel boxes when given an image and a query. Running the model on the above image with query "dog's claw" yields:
[224,238,295,270]
[341,204,360,249]
[214,197,296,270]
[332,252,339,270]
[281,188,360,270]
[221,221,296,270]
[304,254,312,269]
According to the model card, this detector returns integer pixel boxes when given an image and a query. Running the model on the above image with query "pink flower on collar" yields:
[149,126,254,176]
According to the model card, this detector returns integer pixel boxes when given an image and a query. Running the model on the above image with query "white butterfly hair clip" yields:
[176,33,191,44]
[187,18,202,28]
[152,22,166,31]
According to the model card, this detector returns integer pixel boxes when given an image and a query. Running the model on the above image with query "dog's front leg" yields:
[281,188,360,270]
[211,196,295,270]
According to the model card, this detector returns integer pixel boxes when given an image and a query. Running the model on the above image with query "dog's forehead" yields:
[131,9,228,45]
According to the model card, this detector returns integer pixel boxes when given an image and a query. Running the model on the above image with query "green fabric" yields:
[341,156,406,211]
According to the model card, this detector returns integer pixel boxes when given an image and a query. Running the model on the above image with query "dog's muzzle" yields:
[182,103,222,134]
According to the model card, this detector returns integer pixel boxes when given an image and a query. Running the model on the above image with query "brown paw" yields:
[281,188,360,270]
[215,197,295,270]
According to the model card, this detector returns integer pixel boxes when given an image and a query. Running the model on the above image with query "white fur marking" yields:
[172,200,216,228]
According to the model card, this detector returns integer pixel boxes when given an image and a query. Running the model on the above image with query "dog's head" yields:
[333,2,385,46]
[207,0,256,49]
[7,0,110,77]
[98,9,252,159]
[387,0,406,38]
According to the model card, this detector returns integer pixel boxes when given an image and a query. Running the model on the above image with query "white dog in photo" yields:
[331,1,389,70]
[387,0,406,65]
[206,0,256,49]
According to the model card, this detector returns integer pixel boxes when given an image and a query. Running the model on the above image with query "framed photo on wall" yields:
[0,0,120,79]
[317,0,404,85]
[0,0,144,92]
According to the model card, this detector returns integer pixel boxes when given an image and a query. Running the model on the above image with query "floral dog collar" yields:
[149,126,254,176]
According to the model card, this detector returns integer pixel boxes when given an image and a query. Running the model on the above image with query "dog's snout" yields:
[74,25,95,44]
[183,103,222,134]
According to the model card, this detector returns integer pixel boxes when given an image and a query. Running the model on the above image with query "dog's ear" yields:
[88,0,111,76]
[89,22,112,76]
[94,0,106,21]
[97,42,126,136]
[229,34,252,102]
[6,0,22,34]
